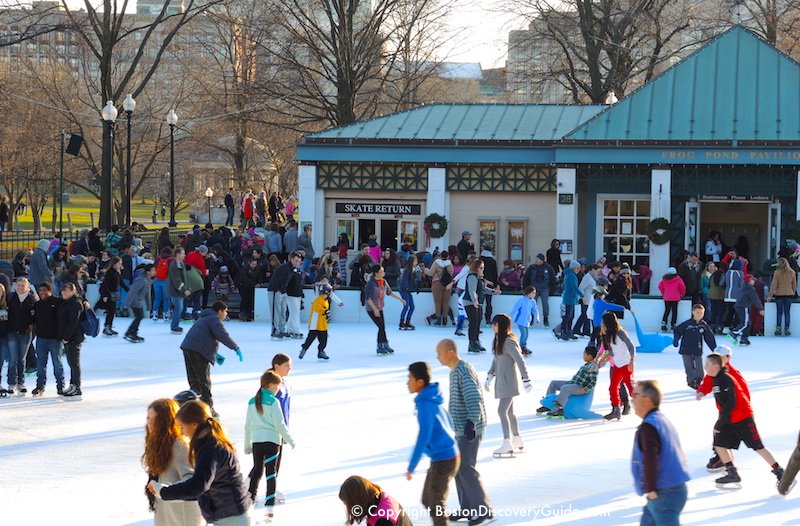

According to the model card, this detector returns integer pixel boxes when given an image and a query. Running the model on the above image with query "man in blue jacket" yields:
[631,379,690,525]
[180,301,243,416]
[555,260,582,341]
[406,361,460,526]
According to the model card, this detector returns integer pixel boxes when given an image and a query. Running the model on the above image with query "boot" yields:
[603,406,621,421]
[622,401,631,415]
[426,314,436,326]
[706,453,725,472]
[786,327,791,336]
[376,342,390,356]
[406,322,415,330]
[715,465,741,488]
[661,321,668,332]
[317,350,330,360]
[399,321,407,331]
[467,341,482,354]
[775,326,782,336]
[543,316,549,328]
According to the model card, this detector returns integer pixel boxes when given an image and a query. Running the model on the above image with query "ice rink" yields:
[3,318,799,525]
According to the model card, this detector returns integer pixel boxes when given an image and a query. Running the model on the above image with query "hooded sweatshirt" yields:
[720,259,744,302]
[29,239,54,287]
[407,382,458,474]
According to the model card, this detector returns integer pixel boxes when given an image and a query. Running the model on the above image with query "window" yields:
[601,198,650,267]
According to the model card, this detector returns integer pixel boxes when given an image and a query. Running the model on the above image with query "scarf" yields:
[17,290,29,303]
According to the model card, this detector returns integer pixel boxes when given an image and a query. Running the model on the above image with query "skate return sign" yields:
[336,202,422,215]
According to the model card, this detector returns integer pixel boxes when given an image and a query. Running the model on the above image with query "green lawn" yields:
[8,192,193,232]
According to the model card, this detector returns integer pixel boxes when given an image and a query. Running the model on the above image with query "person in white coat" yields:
[142,398,204,526]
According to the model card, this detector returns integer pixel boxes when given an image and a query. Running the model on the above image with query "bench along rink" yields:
[2,320,799,525]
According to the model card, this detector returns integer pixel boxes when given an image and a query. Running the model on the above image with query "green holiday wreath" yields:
[423,213,449,239]
[646,217,672,245]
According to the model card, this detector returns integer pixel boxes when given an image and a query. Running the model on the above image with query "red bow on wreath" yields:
[423,222,432,248]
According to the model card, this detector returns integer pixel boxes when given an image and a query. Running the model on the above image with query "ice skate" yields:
[467,341,482,354]
[622,401,631,415]
[274,491,286,505]
[603,406,621,421]
[512,435,524,451]
[271,331,285,341]
[547,405,564,419]
[492,439,515,458]
[317,350,330,360]
[779,479,797,496]
[715,465,742,489]
[726,332,739,345]
[785,327,792,336]
[706,453,725,473]
[299,346,307,359]
[103,327,116,337]
[376,343,390,356]
[661,322,667,332]
[31,387,45,398]
[535,405,550,415]
[521,345,532,356]
[775,327,782,336]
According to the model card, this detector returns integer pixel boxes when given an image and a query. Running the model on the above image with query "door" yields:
[380,219,398,251]
[358,219,376,247]
[685,201,700,255]
[769,203,781,260]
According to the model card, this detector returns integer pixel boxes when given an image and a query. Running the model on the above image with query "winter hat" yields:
[731,259,743,271]
[592,286,607,295]
[220,265,229,273]
[536,253,545,261]
[570,260,581,269]
[744,273,754,282]
[72,255,87,265]
[620,267,631,274]
[667,266,677,274]
[714,345,733,357]
[596,276,610,286]
[462,230,472,237]
[197,245,209,254]
[37,239,50,252]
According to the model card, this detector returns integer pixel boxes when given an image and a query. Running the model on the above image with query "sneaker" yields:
[32,387,45,398]
[171,327,184,334]
[317,350,330,360]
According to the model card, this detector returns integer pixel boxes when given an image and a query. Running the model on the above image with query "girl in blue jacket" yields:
[508,286,539,355]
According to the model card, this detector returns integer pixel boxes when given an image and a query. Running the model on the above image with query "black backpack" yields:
[440,265,452,286]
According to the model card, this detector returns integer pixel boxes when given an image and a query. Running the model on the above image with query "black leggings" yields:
[105,308,115,328]
[662,301,678,325]
[466,305,481,343]
[248,441,281,505]
[301,330,328,353]
[368,310,388,343]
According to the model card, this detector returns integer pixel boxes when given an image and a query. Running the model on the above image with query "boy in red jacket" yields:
[703,353,784,489]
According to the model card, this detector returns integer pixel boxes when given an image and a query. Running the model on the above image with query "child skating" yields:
[211,266,238,306]
[485,314,531,457]
[245,370,296,522]
[124,263,155,343]
[536,346,599,417]
[596,312,636,421]
[703,353,784,489]
[508,286,539,356]
[658,267,685,332]
[726,274,764,346]
[299,283,332,360]
[673,303,717,389]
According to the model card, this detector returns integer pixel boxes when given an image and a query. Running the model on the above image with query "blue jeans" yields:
[640,483,687,526]
[35,337,64,389]
[226,207,235,226]
[517,325,529,347]
[775,297,792,327]
[153,279,168,316]
[0,336,8,386]
[7,331,33,387]
[560,304,575,338]
[170,295,184,330]
[119,279,131,310]
[400,290,415,323]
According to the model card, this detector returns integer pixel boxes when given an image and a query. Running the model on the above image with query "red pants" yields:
[609,365,634,407]
[749,305,764,334]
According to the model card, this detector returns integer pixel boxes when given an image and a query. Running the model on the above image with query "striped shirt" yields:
[448,360,487,438]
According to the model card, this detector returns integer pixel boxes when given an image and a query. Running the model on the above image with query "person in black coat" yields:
[12,251,27,277]
[480,250,499,323]
[237,258,262,322]
[673,304,717,389]
[99,257,125,336]
[33,282,64,396]
[7,278,36,395]
[179,302,241,414]
[88,228,104,257]
[149,400,252,524]
[267,253,299,338]
[57,283,86,398]
[546,239,564,274]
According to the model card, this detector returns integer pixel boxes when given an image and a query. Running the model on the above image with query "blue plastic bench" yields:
[540,389,602,419]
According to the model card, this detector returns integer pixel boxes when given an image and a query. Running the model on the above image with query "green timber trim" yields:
[576,165,651,194]
[317,163,428,191]
[447,164,556,192]
[671,165,797,196]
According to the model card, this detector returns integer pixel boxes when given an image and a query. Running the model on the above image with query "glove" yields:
[463,421,476,442]
[235,349,243,362]
[523,379,533,394]
[324,308,331,321]
[216,354,226,366]
[484,374,493,392]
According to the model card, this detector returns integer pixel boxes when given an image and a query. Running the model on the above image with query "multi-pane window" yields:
[602,198,650,266]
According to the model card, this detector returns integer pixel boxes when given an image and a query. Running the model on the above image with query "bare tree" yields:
[506,0,699,103]
[0,2,71,47]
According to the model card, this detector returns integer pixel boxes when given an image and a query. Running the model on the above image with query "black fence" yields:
[0,230,83,261]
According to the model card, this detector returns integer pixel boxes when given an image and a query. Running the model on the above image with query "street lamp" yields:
[167,109,178,227]
[123,94,136,226]
[100,100,118,231]
[205,187,214,223]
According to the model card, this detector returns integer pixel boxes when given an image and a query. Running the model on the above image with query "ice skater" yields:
[702,353,784,489]
[536,346,599,417]
[179,301,243,416]
[364,264,406,355]
[405,361,459,526]
[244,370,295,521]
[299,283,332,360]
[484,314,531,457]
[508,286,539,356]
[338,475,413,526]
[147,400,253,525]
[726,274,764,346]
[435,339,494,525]
[269,353,292,505]
[672,304,716,389]
[124,264,155,343]
[597,312,635,421]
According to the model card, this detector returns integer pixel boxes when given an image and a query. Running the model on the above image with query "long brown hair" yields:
[491,314,516,355]
[600,311,624,349]
[339,475,382,525]
[175,400,234,465]
[142,399,182,476]
[255,370,282,415]
[0,283,7,309]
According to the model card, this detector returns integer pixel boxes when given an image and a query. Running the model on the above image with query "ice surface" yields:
[2,319,799,525]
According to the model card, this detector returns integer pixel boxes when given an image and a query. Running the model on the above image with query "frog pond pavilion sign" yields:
[336,202,422,215]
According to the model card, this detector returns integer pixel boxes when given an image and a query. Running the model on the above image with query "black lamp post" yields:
[167,109,178,227]
[123,94,136,226]
[101,100,118,231]
[205,187,213,223]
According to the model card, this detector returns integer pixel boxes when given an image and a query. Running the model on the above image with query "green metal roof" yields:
[566,26,800,143]
[305,104,606,143]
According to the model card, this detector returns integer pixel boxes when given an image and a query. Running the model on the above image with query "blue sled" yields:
[633,313,672,353]
[540,390,602,419]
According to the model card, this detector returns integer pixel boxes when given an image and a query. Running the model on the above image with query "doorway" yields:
[699,202,773,270]
[380,220,398,252]
[358,219,376,247]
